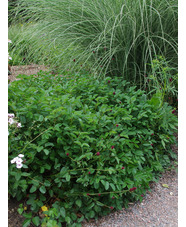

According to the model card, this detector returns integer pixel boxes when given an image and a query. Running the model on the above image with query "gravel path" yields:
[9,167,177,227]
[82,168,178,227]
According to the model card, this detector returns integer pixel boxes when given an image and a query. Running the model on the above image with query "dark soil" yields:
[8,198,27,227]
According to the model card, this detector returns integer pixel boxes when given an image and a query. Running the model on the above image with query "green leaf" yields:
[89,210,95,218]
[75,199,82,207]
[23,212,32,219]
[71,213,77,221]
[162,184,169,188]
[44,180,51,187]
[17,208,24,215]
[15,172,21,181]
[37,146,43,152]
[40,167,45,173]
[161,140,166,149]
[45,142,54,147]
[110,183,116,191]
[105,181,109,190]
[49,190,53,197]
[39,186,46,194]
[96,201,104,207]
[38,115,44,122]
[32,216,40,226]
[43,149,50,155]
[30,185,37,193]
[60,207,66,218]
[65,216,71,224]
[94,205,101,213]
[65,173,71,182]
[77,215,84,223]
[21,172,31,177]
[22,219,31,227]
[81,143,90,148]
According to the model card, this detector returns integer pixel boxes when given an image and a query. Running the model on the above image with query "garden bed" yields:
[9,144,177,227]
[8,67,178,227]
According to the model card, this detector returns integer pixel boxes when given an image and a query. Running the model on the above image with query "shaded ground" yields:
[8,65,178,227]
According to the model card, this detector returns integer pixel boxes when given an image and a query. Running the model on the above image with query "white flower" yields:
[10,155,25,169]
[8,56,12,60]
[16,157,23,164]
[17,122,22,128]
[10,158,16,164]
[16,163,23,169]
[8,118,14,125]
[18,154,24,158]
[8,39,12,43]
[14,157,19,162]
[8,113,15,118]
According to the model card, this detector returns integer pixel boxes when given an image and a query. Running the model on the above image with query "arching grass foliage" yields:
[9,0,178,85]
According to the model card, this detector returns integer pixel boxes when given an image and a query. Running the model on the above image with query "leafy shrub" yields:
[144,56,178,108]
[8,72,177,226]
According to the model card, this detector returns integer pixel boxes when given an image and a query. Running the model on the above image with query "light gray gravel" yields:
[82,168,178,227]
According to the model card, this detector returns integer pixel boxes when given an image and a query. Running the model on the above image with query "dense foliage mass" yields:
[8,72,177,226]
[9,0,178,84]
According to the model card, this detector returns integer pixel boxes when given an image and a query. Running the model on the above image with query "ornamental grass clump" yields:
[11,0,177,84]
[8,72,177,226]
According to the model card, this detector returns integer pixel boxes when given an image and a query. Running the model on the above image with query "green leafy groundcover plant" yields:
[8,72,177,226]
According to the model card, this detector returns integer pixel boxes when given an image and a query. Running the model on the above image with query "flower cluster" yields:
[129,187,137,192]
[8,113,22,128]
[10,154,24,169]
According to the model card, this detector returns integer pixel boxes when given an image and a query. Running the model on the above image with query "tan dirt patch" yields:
[8,64,49,82]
